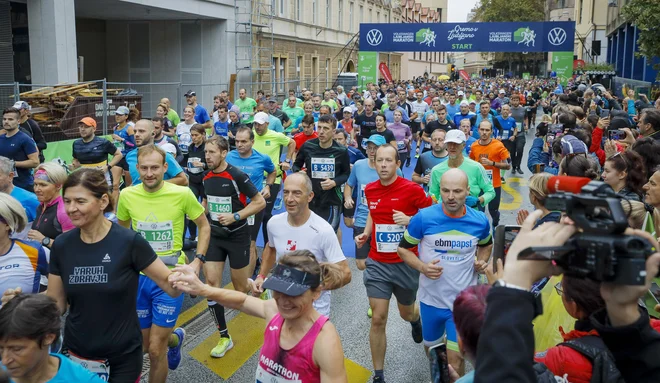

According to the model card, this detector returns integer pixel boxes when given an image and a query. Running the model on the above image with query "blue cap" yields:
[365,134,387,146]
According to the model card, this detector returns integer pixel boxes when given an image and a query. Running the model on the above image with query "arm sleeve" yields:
[403,212,424,245]
[29,121,47,151]
[333,149,351,186]
[347,165,358,188]
[322,230,346,264]
[131,233,159,272]
[414,184,433,208]
[103,140,117,156]
[201,108,211,123]
[48,242,62,276]
[590,127,603,153]
[292,143,306,172]
[500,143,510,161]
[124,130,136,149]
[21,135,38,155]
[115,190,130,221]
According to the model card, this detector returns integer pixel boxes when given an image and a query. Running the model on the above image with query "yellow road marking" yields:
[500,177,527,211]
[175,283,236,328]
[346,359,372,382]
[189,311,265,380]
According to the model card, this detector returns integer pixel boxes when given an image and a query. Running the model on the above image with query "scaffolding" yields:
[232,0,274,97]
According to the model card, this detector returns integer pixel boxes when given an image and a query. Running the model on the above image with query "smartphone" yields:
[546,134,555,145]
[609,129,624,141]
[428,343,451,383]
[646,281,660,319]
[600,109,610,119]
[548,124,564,135]
[493,225,521,272]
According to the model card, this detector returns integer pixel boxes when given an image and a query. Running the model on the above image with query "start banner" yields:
[359,21,575,53]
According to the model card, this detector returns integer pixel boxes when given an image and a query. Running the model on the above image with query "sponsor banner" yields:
[552,52,573,86]
[458,70,469,81]
[359,21,575,53]
[358,51,378,89]
[379,63,393,83]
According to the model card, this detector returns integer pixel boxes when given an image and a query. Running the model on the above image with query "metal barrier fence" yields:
[107,82,182,119]
[0,83,18,110]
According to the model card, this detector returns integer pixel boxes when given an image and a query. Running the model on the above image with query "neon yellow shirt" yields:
[253,129,291,184]
[116,182,204,266]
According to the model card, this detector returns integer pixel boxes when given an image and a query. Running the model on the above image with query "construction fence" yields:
[3,78,349,145]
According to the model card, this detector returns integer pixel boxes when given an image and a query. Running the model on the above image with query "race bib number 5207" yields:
[375,224,405,253]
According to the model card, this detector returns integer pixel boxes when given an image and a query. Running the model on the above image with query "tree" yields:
[622,0,660,80]
[473,0,546,73]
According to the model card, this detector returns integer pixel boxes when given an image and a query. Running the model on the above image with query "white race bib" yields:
[375,224,405,253]
[515,122,522,132]
[501,129,509,139]
[256,364,301,383]
[397,140,405,150]
[361,138,368,150]
[311,157,335,179]
[241,112,250,120]
[360,184,367,206]
[68,353,110,381]
[208,196,232,221]
[187,157,203,174]
[136,221,174,252]
[247,215,255,225]
[485,169,493,181]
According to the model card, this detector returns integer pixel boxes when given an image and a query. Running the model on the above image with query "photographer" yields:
[526,121,551,174]
[474,210,660,383]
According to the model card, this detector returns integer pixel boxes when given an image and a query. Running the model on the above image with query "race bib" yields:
[375,224,405,253]
[311,157,335,179]
[67,351,110,381]
[360,184,367,206]
[187,157,203,174]
[114,140,124,152]
[241,112,250,120]
[247,215,255,225]
[256,364,301,383]
[208,196,232,221]
[361,138,368,150]
[515,122,522,132]
[501,129,509,139]
[397,140,405,150]
[137,221,174,252]
[485,169,493,181]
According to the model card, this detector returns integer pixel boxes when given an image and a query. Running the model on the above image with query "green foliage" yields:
[474,0,546,63]
[622,0,660,80]
[583,63,615,72]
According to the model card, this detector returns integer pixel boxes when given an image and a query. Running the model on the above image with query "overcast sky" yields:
[447,0,480,22]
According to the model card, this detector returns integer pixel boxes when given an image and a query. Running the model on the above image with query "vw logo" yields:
[366,29,383,46]
[547,27,567,46]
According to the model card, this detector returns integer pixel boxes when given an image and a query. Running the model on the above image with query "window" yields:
[338,0,343,30]
[377,12,380,23]
[369,8,372,22]
[326,0,331,27]
[297,0,302,21]
[326,59,330,88]
[279,58,287,92]
[359,5,363,24]
[280,0,285,16]
[349,2,354,32]
[272,57,278,92]
[338,59,343,73]
[312,57,319,92]
[313,0,317,24]
[297,56,303,79]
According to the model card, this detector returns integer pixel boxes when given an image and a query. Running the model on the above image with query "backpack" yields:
[559,335,625,383]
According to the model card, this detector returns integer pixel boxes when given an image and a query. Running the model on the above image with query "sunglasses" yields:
[554,281,563,296]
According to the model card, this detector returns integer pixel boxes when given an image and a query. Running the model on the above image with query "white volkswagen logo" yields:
[547,28,567,46]
[366,29,383,46]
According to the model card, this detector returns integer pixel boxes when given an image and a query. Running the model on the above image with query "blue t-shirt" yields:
[347,159,402,227]
[463,136,477,156]
[382,107,410,123]
[11,185,39,221]
[347,146,366,165]
[214,119,229,137]
[226,149,275,192]
[0,132,37,190]
[125,149,183,185]
[194,104,211,124]
[268,115,284,133]
[5,353,105,382]
[445,103,460,119]
[496,116,517,140]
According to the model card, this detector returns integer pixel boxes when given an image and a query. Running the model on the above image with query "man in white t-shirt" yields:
[252,172,351,316]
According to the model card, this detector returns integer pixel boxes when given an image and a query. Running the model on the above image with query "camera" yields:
[518,180,656,285]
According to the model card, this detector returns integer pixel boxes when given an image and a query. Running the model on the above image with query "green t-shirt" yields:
[116,182,205,266]
[321,99,338,112]
[234,97,258,124]
[253,129,291,184]
[282,106,305,130]
[167,109,181,127]
[428,157,496,206]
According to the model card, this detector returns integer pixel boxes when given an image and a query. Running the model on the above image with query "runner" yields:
[293,115,318,153]
[251,112,296,244]
[292,114,351,232]
[117,145,210,382]
[355,98,378,155]
[184,90,212,130]
[459,119,477,156]
[493,104,517,182]
[0,193,48,302]
[186,124,208,241]
[160,98,180,127]
[212,105,230,138]
[413,129,448,193]
[283,95,305,135]
[176,105,196,163]
[421,104,455,153]
[234,88,258,126]
[411,91,430,158]
[354,144,432,383]
[1,107,39,193]
[71,117,123,191]
[125,119,188,186]
[397,168,492,376]
[252,172,351,316]
[387,110,412,169]
[509,94,528,175]
[152,116,182,164]
[110,105,135,195]
[267,98,292,131]
[344,134,402,271]
[12,101,47,163]
[468,120,511,227]
[226,126,276,276]
[0,156,39,239]
[170,250,348,382]
[201,135,266,358]
[0,294,106,382]
[428,130,495,211]
[373,114,397,147]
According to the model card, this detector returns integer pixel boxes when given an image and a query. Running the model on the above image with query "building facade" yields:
[399,0,448,79]
[573,0,607,64]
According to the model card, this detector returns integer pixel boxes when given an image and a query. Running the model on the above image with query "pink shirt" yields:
[256,313,329,383]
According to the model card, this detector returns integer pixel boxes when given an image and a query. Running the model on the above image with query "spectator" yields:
[0,156,39,239]
[639,108,660,141]
[632,137,660,179]
[601,150,646,201]
[527,122,551,174]
[0,108,39,193]
[515,172,561,228]
[12,101,47,163]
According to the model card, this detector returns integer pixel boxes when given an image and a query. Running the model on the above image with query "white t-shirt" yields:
[176,122,195,154]
[266,211,346,316]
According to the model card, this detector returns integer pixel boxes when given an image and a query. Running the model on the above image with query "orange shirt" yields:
[469,139,510,188]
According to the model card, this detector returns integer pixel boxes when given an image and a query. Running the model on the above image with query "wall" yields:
[76,19,107,81]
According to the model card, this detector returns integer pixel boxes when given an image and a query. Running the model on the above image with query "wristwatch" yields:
[41,237,51,247]
[195,254,207,264]
[493,279,529,292]
[233,213,241,222]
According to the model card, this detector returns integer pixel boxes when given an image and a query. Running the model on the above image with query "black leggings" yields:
[188,180,204,239]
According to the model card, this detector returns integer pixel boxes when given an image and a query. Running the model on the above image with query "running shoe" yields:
[367,307,373,318]
[167,328,186,370]
[210,336,234,358]
[373,376,385,383]
[411,320,423,344]
[415,153,420,159]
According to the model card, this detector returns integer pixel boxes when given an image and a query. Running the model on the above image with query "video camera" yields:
[518,176,657,285]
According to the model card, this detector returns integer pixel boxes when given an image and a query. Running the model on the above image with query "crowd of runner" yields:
[2,75,660,383]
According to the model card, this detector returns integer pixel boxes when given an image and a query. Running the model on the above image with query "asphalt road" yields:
[145,129,539,383]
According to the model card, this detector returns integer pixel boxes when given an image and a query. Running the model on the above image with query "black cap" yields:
[262,264,321,297]
[184,90,196,97]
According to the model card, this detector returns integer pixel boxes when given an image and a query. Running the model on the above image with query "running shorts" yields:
[137,274,184,329]
[207,227,251,269]
[363,257,419,306]
[420,302,458,351]
[311,204,341,233]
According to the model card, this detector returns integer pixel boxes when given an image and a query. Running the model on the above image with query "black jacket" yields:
[591,307,660,383]
[20,118,47,162]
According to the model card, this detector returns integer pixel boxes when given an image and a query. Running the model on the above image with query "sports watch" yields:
[195,254,207,264]
[41,237,51,247]
[233,213,241,222]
